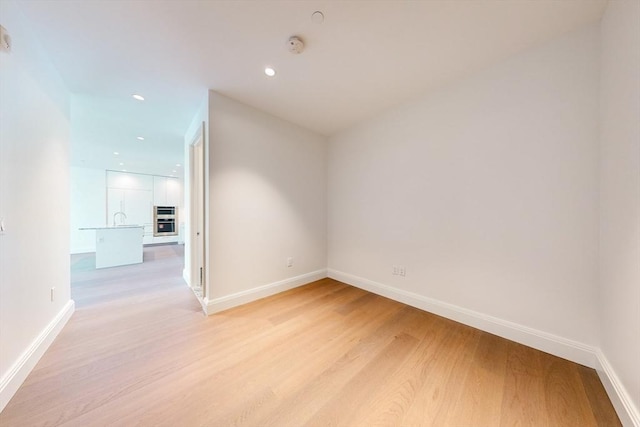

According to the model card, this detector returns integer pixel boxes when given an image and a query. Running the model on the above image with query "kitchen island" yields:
[80,226,144,269]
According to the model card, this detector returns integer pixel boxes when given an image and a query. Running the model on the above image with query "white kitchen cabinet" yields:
[107,171,180,246]
[107,188,125,225]
[107,188,152,227]
[153,176,181,207]
[107,171,153,191]
[166,178,181,207]
[153,176,167,206]
[142,224,154,245]
[84,226,144,268]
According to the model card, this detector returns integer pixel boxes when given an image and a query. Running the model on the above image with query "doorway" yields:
[189,123,206,303]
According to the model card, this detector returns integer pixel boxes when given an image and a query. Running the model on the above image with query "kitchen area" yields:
[71,168,183,269]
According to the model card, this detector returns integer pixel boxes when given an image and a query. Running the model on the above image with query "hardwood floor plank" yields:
[577,364,622,425]
[354,314,450,426]
[307,332,421,427]
[500,342,549,426]
[541,356,599,426]
[0,245,621,427]
[444,332,510,427]
[256,306,414,427]
[400,322,482,426]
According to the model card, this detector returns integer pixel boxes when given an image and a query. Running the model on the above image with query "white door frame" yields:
[189,122,206,304]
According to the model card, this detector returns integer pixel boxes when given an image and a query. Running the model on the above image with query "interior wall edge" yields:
[0,300,75,412]
[204,269,327,315]
[595,350,640,427]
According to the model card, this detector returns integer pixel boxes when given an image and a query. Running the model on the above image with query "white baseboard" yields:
[205,269,327,315]
[327,269,598,367]
[595,350,640,427]
[328,269,640,425]
[182,268,190,287]
[0,300,75,412]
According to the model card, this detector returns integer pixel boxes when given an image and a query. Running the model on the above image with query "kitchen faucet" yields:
[113,211,127,226]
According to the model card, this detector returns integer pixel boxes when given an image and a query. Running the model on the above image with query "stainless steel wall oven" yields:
[154,206,177,236]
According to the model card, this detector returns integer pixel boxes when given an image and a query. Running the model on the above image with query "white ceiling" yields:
[16,0,607,176]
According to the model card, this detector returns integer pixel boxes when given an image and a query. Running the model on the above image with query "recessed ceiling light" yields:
[113,152,119,155]
[137,136,144,141]
[172,170,177,173]
[176,164,181,167]
[132,94,144,101]
[264,67,276,77]
[121,169,127,172]
[119,162,124,166]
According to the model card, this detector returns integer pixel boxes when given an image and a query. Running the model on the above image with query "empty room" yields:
[0,0,638,426]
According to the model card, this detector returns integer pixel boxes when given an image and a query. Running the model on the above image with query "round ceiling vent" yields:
[311,11,324,24]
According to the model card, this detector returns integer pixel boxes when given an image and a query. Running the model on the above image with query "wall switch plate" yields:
[286,257,293,267]
[392,265,398,275]
[50,287,55,302]
[399,266,406,277]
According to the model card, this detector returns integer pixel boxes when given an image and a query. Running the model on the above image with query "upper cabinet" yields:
[166,177,181,207]
[107,171,153,191]
[153,176,167,206]
[153,176,181,207]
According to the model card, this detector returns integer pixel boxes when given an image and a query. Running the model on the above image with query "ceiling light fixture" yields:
[172,170,177,173]
[113,152,119,155]
[132,94,145,101]
[137,136,145,141]
[119,162,124,166]
[264,67,276,77]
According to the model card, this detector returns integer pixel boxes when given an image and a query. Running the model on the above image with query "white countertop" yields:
[79,226,144,230]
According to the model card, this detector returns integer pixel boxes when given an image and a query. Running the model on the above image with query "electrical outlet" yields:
[392,265,399,275]
[286,257,293,268]
[50,287,55,302]
[399,266,406,277]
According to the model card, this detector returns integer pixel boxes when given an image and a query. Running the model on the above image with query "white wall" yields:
[70,166,106,253]
[328,25,600,349]
[0,0,74,410]
[599,0,640,424]
[206,92,327,311]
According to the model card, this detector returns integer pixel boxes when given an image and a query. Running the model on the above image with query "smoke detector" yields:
[0,25,11,53]
[287,36,304,54]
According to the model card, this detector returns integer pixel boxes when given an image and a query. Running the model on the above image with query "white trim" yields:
[595,350,640,427]
[0,300,75,412]
[182,268,190,288]
[205,269,327,314]
[327,269,598,367]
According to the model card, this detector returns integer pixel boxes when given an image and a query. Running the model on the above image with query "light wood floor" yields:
[1,245,620,426]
